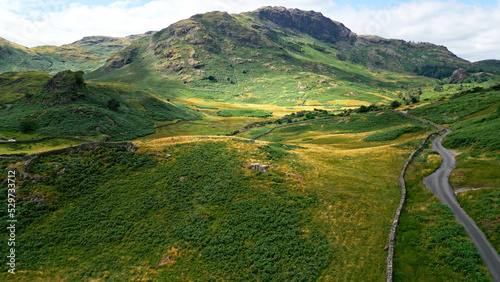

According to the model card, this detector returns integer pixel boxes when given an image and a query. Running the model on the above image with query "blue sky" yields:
[1,0,499,61]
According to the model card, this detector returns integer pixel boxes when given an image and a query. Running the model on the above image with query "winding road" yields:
[423,129,500,282]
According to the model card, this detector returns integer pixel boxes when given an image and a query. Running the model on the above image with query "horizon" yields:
[1,0,499,62]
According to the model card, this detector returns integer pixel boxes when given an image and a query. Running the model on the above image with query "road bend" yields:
[423,129,500,282]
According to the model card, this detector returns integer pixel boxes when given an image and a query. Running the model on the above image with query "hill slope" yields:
[0,70,199,141]
[0,34,146,74]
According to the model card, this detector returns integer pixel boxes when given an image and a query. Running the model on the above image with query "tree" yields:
[107,98,120,111]
[390,100,401,109]
[20,118,38,133]
[305,112,315,119]
[358,105,369,113]
[410,94,420,104]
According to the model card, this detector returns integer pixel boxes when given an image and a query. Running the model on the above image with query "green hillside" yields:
[0,35,145,74]
[0,70,199,141]
[2,105,494,280]
[474,60,500,74]
[0,72,51,104]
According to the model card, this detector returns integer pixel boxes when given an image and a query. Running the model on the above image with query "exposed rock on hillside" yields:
[254,6,356,43]
[450,68,469,83]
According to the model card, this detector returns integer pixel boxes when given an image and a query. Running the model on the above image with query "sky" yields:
[0,0,499,62]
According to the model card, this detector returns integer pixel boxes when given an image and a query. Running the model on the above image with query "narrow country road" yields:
[423,129,500,282]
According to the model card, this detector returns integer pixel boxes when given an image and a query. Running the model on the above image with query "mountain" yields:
[87,6,486,108]
[0,34,147,74]
[101,6,474,77]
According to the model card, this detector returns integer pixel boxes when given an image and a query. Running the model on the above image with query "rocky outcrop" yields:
[249,163,277,174]
[450,68,469,83]
[253,6,356,44]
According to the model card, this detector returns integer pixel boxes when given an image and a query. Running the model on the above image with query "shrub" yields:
[390,100,401,109]
[19,118,38,133]
[107,98,120,111]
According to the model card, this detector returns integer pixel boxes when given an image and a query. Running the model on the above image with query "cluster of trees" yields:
[414,65,456,79]
[397,88,421,105]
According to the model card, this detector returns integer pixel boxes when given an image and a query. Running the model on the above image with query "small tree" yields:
[358,105,369,113]
[390,100,401,109]
[305,112,315,119]
[20,118,38,133]
[410,94,420,104]
[107,98,120,111]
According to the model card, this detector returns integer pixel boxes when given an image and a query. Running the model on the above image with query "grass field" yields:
[1,8,499,281]
[0,140,333,280]
[0,76,200,141]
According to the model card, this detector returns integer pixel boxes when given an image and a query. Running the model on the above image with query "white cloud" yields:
[0,0,498,61]
[325,1,500,61]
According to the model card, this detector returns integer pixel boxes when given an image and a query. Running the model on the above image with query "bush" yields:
[390,100,401,109]
[19,118,38,133]
[107,98,120,111]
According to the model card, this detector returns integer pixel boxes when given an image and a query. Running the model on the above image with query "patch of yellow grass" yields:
[158,247,181,267]
[326,99,371,107]
[175,97,328,117]
[134,136,253,152]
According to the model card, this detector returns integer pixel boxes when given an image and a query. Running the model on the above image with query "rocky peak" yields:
[253,6,356,43]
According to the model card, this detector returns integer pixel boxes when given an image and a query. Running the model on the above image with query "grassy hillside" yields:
[0,35,143,75]
[0,98,494,281]
[408,85,500,151]
[0,72,51,104]
[0,140,330,280]
[474,60,500,74]
[0,71,199,141]
[0,6,498,281]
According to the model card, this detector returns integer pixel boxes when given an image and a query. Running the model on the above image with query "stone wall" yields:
[386,110,445,282]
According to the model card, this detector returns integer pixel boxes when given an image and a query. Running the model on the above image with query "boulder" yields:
[248,162,276,174]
